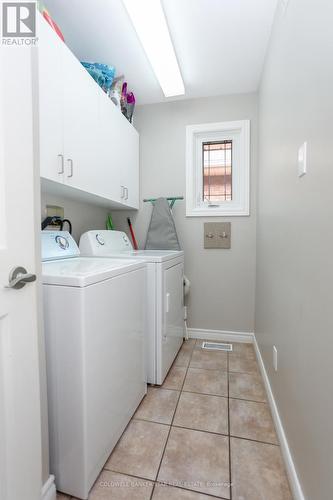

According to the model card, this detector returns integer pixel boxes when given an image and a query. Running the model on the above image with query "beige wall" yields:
[256,1,333,498]
[112,93,258,332]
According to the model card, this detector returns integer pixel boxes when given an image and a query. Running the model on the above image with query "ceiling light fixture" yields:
[122,0,185,97]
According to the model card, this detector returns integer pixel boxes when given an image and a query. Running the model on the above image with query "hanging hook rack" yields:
[143,196,184,209]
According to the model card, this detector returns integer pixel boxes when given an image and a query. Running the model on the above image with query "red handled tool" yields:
[127,217,138,250]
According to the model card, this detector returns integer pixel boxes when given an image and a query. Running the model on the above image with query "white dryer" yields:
[80,230,185,385]
[41,231,146,499]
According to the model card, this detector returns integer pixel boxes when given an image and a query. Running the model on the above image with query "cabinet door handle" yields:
[57,154,64,174]
[166,292,170,313]
[120,185,125,199]
[125,187,129,200]
[67,158,74,178]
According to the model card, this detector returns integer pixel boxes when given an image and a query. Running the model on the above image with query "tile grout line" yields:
[177,361,258,374]
[154,483,230,500]
[99,468,155,486]
[228,395,267,404]
[76,342,276,500]
[132,417,279,447]
[167,387,228,397]
[104,466,230,500]
[102,466,151,483]
[101,345,192,500]
[149,340,196,500]
[100,342,273,500]
[161,386,267,405]
[182,389,228,398]
[183,389,266,404]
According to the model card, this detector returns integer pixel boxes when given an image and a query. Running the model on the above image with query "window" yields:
[203,140,232,202]
[186,120,250,216]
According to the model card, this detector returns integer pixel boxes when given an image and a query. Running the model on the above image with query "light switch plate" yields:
[204,222,231,249]
[298,142,307,177]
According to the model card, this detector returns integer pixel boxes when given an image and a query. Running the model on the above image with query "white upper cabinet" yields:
[99,93,140,208]
[98,92,125,204]
[120,119,139,208]
[38,18,64,184]
[97,94,139,208]
[37,14,139,209]
[62,44,101,195]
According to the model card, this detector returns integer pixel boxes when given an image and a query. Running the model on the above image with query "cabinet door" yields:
[121,122,139,209]
[98,94,124,203]
[38,16,64,183]
[62,44,101,195]
[161,262,184,381]
[99,94,140,208]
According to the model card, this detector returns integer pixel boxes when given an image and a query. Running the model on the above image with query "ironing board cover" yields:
[145,197,181,250]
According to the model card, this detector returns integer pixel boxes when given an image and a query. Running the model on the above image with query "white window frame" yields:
[186,120,250,217]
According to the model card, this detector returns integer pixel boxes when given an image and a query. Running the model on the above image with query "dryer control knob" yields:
[55,235,69,250]
[96,234,105,246]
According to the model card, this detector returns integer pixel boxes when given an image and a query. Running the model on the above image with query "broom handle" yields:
[127,218,138,250]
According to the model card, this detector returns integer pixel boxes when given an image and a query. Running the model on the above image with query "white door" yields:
[0,47,43,500]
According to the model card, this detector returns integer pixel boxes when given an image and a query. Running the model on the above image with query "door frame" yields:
[0,37,55,500]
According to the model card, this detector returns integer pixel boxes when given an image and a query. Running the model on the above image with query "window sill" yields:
[186,207,250,217]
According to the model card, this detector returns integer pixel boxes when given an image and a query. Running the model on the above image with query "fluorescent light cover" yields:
[122,0,185,97]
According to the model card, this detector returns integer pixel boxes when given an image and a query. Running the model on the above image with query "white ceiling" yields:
[44,0,278,105]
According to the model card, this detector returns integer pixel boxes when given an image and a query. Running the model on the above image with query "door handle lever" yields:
[5,267,37,290]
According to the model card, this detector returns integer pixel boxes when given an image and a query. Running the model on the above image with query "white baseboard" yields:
[41,475,56,500]
[187,327,254,344]
[253,336,305,500]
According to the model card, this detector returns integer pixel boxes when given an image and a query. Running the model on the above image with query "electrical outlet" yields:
[46,205,64,218]
[298,142,307,177]
[273,346,278,371]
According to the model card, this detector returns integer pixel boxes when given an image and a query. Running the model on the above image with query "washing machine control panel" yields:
[55,235,70,250]
[79,230,134,254]
[95,234,105,246]
[41,231,80,261]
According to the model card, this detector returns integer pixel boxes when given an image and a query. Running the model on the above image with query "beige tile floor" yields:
[57,339,292,500]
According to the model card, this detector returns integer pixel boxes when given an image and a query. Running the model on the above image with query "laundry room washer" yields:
[41,231,146,499]
[79,230,185,385]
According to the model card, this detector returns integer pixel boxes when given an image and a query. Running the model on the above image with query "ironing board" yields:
[145,197,182,250]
